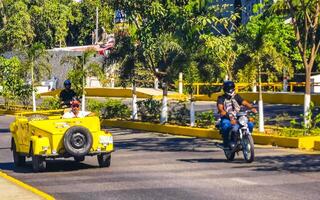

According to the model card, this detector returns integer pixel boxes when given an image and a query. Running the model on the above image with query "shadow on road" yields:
[251,154,320,173]
[177,158,228,163]
[0,160,98,173]
[177,154,320,172]
[0,128,10,133]
[114,137,219,153]
[194,153,320,172]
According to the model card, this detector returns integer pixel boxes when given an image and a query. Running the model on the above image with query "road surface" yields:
[0,115,320,200]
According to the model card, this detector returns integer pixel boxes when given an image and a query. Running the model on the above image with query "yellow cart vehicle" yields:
[10,111,113,172]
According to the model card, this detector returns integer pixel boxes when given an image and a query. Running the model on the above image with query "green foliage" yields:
[301,102,320,134]
[0,56,32,108]
[168,101,190,126]
[136,99,162,122]
[24,42,51,84]
[61,49,101,96]
[68,0,114,46]
[0,1,34,51]
[195,111,215,128]
[236,15,296,84]
[0,0,115,49]
[183,61,201,95]
[87,98,130,119]
[202,35,239,81]
[40,97,60,110]
[29,0,73,48]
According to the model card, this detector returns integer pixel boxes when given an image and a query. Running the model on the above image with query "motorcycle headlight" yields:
[239,116,248,126]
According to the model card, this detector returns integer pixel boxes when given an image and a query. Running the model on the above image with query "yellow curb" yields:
[194,92,320,105]
[102,119,320,150]
[0,110,20,115]
[314,140,320,151]
[0,109,64,116]
[0,171,55,200]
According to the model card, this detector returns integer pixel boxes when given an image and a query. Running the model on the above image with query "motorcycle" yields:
[216,111,255,163]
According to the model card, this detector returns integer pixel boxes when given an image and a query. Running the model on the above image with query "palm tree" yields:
[60,49,100,111]
[25,43,49,111]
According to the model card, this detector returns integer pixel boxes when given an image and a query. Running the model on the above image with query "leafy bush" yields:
[40,97,60,110]
[168,101,189,126]
[136,98,161,122]
[87,98,130,119]
[195,111,215,128]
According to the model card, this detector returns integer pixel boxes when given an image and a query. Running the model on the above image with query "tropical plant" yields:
[0,56,31,108]
[136,99,162,122]
[273,0,320,127]
[0,0,34,51]
[61,49,102,96]
[40,97,60,110]
[195,111,215,128]
[87,98,130,119]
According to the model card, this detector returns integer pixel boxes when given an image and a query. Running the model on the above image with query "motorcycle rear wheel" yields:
[242,135,254,163]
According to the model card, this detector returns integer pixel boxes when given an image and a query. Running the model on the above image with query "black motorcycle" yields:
[216,111,255,163]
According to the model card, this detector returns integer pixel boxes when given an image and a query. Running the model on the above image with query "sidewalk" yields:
[0,172,54,200]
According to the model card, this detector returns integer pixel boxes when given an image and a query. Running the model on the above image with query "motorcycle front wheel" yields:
[242,135,254,163]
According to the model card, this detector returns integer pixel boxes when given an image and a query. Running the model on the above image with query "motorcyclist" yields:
[217,81,257,149]
[59,80,77,108]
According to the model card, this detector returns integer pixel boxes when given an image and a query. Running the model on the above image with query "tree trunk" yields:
[304,66,312,128]
[258,65,264,132]
[0,0,7,26]
[160,83,168,124]
[132,81,138,120]
[178,72,183,94]
[190,100,195,127]
[31,62,36,112]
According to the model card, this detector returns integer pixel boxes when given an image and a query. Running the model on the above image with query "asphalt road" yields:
[1,115,320,200]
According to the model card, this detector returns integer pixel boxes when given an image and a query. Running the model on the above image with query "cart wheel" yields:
[97,153,111,168]
[31,147,46,173]
[12,139,26,167]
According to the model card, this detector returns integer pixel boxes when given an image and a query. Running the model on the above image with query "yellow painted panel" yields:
[195,92,320,106]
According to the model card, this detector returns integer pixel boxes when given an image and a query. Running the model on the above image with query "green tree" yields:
[236,15,296,85]
[0,0,34,51]
[67,0,114,46]
[29,0,73,48]
[0,56,32,108]
[273,0,320,127]
[61,49,101,96]
[202,35,239,81]
[24,42,51,111]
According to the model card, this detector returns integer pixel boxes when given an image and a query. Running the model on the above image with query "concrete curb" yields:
[0,171,55,200]
[102,119,320,150]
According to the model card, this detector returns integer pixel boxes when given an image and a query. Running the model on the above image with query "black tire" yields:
[224,150,235,161]
[12,139,26,167]
[74,156,85,162]
[97,153,111,168]
[242,135,255,163]
[63,126,93,157]
[31,147,46,173]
